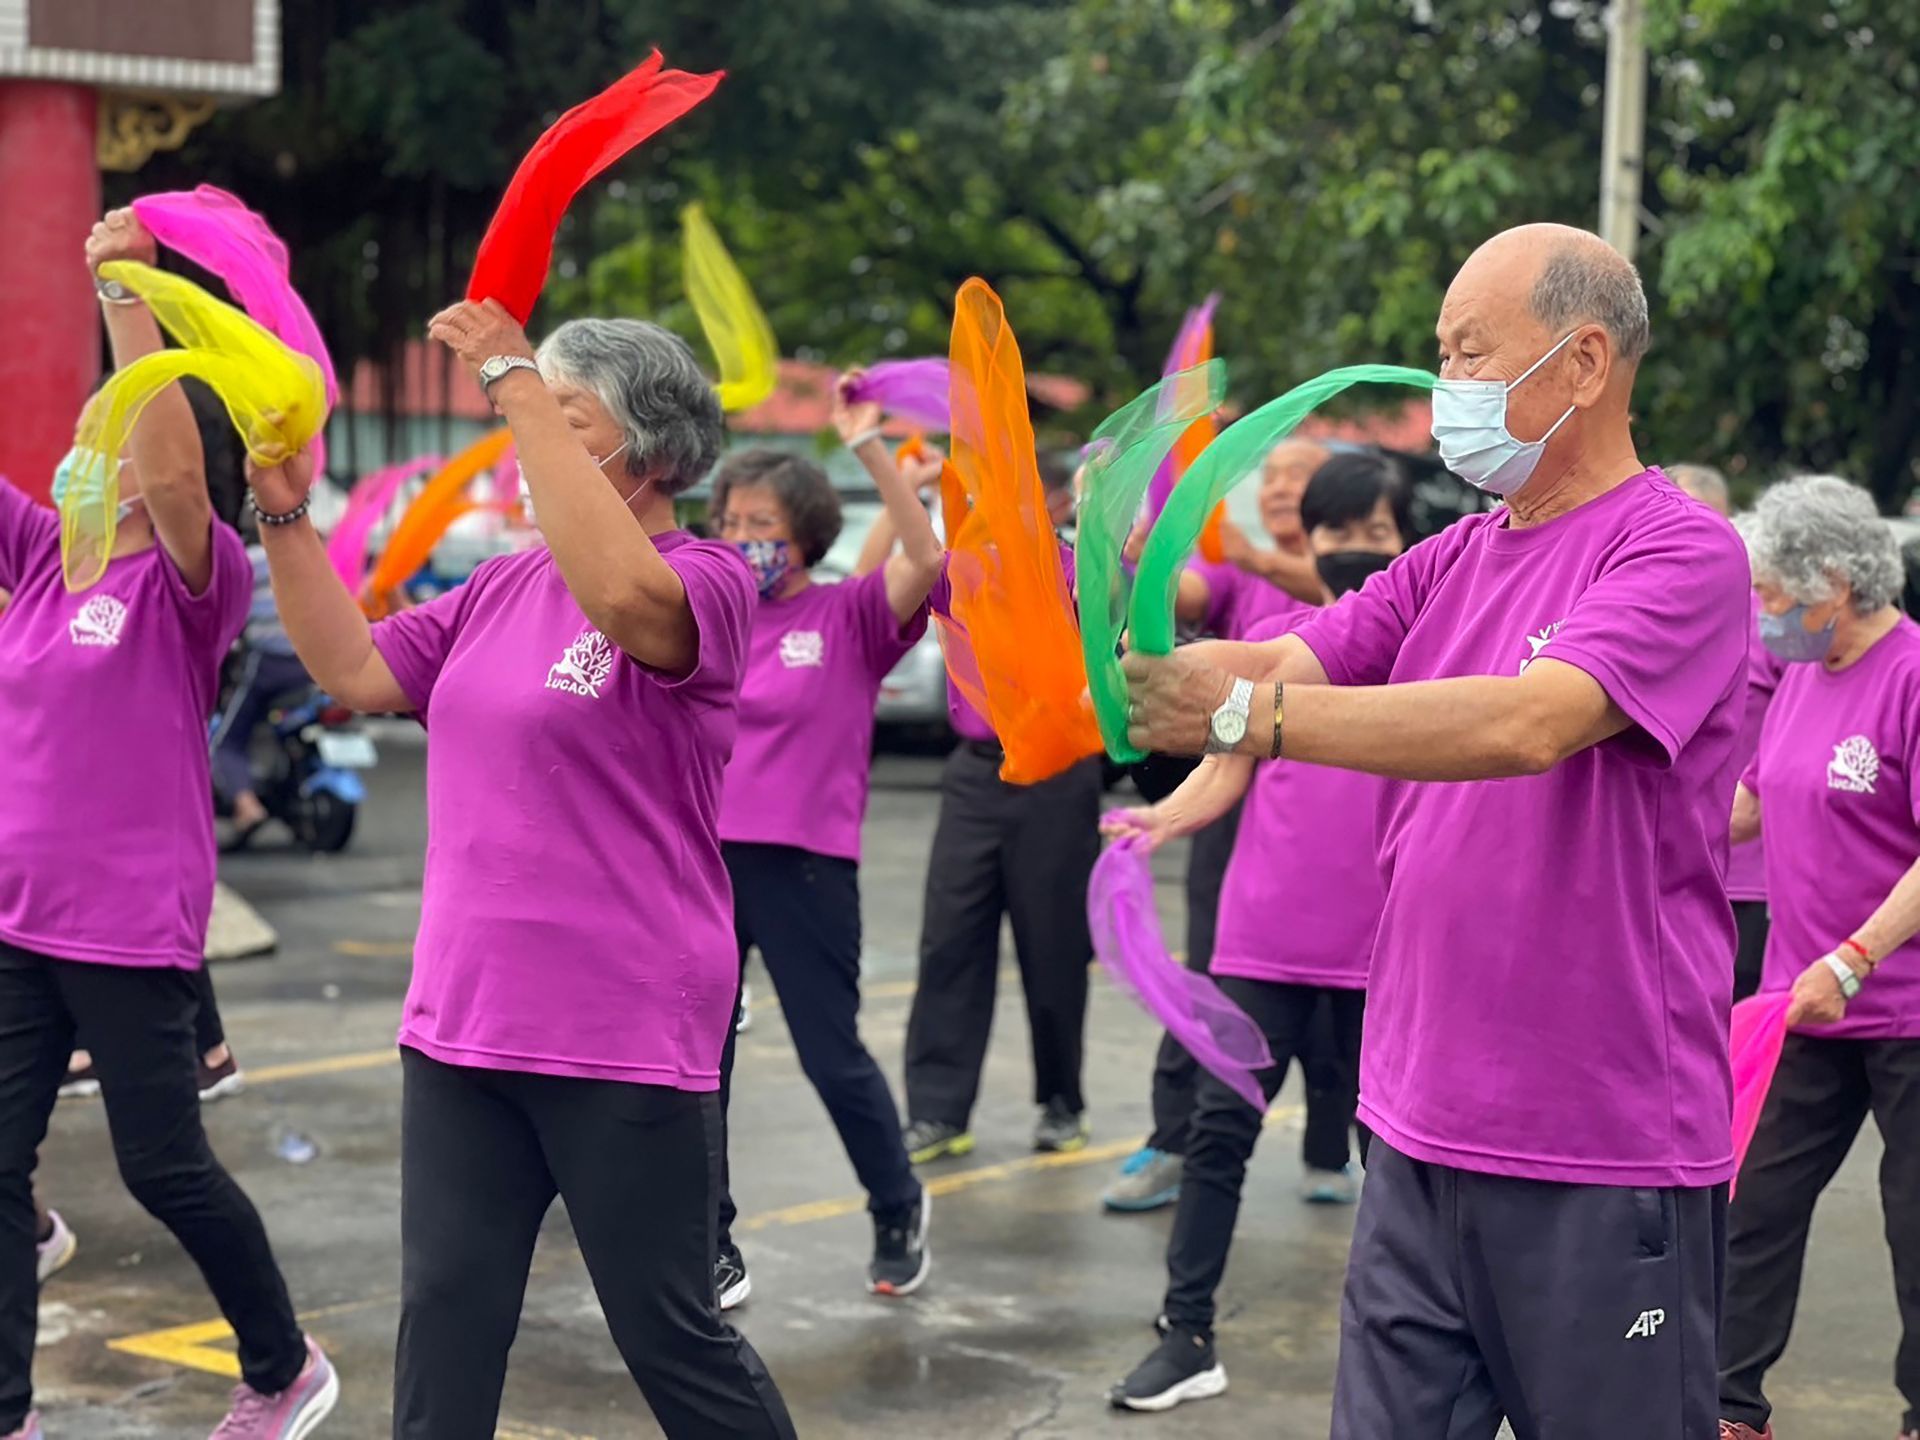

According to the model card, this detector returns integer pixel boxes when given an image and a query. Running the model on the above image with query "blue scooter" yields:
[211,673,375,853]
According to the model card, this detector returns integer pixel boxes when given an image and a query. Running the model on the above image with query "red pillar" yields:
[0,82,99,505]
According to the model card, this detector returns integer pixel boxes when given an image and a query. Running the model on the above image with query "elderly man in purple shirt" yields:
[1122,223,1748,1436]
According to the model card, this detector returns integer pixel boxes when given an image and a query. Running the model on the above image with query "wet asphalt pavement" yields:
[26,737,1904,1438]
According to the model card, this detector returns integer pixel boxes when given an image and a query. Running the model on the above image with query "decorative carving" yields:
[95,91,218,173]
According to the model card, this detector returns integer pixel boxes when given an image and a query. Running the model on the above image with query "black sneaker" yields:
[715,1247,751,1312]
[197,1051,246,1103]
[1109,1326,1228,1412]
[1033,1098,1089,1153]
[868,1188,931,1297]
[902,1119,974,1165]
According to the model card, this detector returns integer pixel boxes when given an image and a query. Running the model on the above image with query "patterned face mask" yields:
[732,539,792,597]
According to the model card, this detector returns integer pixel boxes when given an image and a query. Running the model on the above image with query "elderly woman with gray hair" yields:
[242,298,796,1439]
[1718,474,1920,1440]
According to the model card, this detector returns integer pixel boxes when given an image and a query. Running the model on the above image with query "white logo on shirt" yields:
[1828,735,1880,795]
[1519,619,1565,674]
[545,627,616,699]
[69,595,128,648]
[779,629,825,669]
[1624,1308,1666,1340]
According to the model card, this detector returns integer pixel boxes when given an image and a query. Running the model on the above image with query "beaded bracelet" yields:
[250,492,311,528]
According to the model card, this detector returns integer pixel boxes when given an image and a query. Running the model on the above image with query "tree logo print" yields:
[68,594,129,648]
[1827,734,1880,795]
[545,627,616,699]
[779,629,826,669]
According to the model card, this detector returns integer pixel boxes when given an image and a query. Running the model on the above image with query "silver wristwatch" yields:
[1206,678,1255,754]
[478,354,540,391]
[1822,951,1862,1000]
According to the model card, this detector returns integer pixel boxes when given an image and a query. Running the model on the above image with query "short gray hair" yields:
[1529,242,1651,363]
[1738,474,1902,613]
[1667,462,1729,514]
[535,318,724,496]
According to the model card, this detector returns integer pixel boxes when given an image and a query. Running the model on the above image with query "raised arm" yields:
[430,300,700,674]
[1219,519,1325,605]
[244,450,412,713]
[832,374,943,621]
[87,209,214,592]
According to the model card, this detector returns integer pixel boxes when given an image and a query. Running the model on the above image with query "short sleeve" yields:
[158,519,253,652]
[651,539,753,702]
[0,480,57,591]
[845,566,928,678]
[1241,607,1315,648]
[1538,506,1750,766]
[1294,520,1478,686]
[372,568,488,716]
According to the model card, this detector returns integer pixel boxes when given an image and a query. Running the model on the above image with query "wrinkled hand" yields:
[243,424,314,515]
[832,370,884,445]
[85,207,156,276]
[1120,647,1237,756]
[428,299,535,391]
[1786,955,1853,1028]
[1101,806,1178,852]
[902,442,946,495]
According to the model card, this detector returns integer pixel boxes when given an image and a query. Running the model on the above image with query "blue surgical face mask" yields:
[1758,601,1837,664]
[733,539,792,598]
[51,446,140,525]
[1430,330,1580,497]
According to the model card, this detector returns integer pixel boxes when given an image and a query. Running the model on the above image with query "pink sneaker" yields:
[1,1413,41,1440]
[209,1338,337,1439]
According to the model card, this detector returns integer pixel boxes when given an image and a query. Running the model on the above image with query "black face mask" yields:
[1315,549,1395,597]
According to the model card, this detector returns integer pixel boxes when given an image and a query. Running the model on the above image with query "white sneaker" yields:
[735,982,753,1035]
[35,1211,76,1284]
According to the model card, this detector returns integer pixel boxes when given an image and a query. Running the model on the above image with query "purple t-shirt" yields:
[932,542,1075,743]
[0,480,249,968]
[371,536,753,1090]
[1726,599,1783,902]
[718,569,925,861]
[1186,556,1305,640]
[1294,468,1749,1187]
[1749,617,1920,1039]
[1214,610,1383,989]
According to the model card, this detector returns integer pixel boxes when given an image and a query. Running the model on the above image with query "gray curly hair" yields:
[535,318,724,496]
[1738,474,1902,613]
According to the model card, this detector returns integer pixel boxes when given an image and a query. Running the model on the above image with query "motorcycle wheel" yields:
[293,791,357,853]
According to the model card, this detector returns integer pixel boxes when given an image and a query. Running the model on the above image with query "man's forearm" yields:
[1239,662,1628,782]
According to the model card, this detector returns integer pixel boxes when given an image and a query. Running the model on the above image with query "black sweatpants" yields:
[1720,1034,1920,1433]
[0,942,304,1429]
[394,1049,795,1439]
[903,745,1099,1126]
[1333,1139,1725,1438]
[1162,977,1364,1334]
[716,843,918,1254]
[1731,900,1770,1005]
[1145,804,1357,1172]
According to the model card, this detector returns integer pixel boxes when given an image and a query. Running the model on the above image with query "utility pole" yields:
[1599,0,1647,260]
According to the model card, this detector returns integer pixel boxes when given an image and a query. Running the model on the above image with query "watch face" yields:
[1213,710,1248,746]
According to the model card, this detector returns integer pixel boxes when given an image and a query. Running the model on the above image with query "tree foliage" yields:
[122,0,1917,508]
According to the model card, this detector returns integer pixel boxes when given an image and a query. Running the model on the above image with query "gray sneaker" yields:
[1033,1099,1089,1153]
[1301,1164,1359,1205]
[1101,1148,1183,1212]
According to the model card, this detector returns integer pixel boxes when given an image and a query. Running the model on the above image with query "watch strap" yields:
[1822,951,1862,999]
[480,354,540,390]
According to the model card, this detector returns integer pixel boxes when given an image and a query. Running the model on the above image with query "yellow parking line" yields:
[244,1050,400,1084]
[109,1104,1301,1377]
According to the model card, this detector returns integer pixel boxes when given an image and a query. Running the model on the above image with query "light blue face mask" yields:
[1758,601,1838,664]
[1430,330,1580,497]
[51,446,140,526]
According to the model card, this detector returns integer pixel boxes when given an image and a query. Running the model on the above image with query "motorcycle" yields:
[211,677,376,853]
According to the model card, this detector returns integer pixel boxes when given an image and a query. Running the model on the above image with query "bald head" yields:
[1453,224,1650,364]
